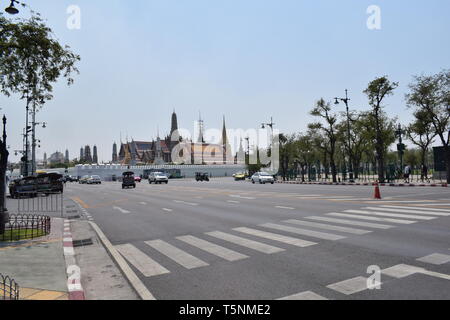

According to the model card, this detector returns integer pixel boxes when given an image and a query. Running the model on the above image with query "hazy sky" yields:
[1,0,449,163]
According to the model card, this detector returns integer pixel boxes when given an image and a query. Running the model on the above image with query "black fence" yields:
[0,273,19,300]
[0,214,51,242]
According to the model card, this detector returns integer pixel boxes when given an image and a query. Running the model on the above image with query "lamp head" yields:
[5,1,19,14]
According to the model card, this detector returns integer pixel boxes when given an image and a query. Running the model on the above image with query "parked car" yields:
[36,173,64,193]
[149,172,169,184]
[195,172,210,182]
[87,175,102,185]
[251,172,275,184]
[79,175,91,184]
[134,176,142,183]
[122,171,136,189]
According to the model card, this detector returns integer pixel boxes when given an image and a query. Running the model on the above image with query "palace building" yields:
[116,111,235,165]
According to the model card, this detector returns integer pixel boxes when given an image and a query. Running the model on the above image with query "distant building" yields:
[93,145,98,164]
[117,111,234,165]
[79,147,84,162]
[112,142,118,163]
[84,145,92,163]
[65,149,70,163]
[49,151,65,164]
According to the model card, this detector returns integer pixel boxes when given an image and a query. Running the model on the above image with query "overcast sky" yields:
[1,0,449,163]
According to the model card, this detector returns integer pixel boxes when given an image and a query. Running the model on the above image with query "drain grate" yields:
[72,238,94,248]
[68,215,81,220]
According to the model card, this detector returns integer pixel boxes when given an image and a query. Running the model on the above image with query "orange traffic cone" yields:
[374,182,382,199]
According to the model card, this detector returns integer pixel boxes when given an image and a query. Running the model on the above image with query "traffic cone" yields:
[374,182,382,199]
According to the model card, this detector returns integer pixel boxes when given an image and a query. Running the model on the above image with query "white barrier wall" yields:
[73,164,246,180]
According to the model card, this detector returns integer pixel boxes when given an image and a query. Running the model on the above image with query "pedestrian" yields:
[404,165,411,183]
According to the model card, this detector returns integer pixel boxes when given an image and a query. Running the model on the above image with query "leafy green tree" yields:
[406,70,450,183]
[363,76,398,182]
[309,99,339,182]
[0,13,80,233]
[406,110,437,171]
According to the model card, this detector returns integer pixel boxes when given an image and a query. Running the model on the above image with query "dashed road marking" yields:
[259,223,346,241]
[206,231,284,254]
[345,209,435,221]
[275,206,295,210]
[327,212,416,224]
[113,206,131,214]
[284,219,372,235]
[233,227,317,248]
[305,216,393,229]
[115,244,170,277]
[416,253,450,265]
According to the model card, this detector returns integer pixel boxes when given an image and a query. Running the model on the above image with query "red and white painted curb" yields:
[63,219,85,300]
[276,181,449,188]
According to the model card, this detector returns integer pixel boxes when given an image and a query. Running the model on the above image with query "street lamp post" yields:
[4,0,20,14]
[261,117,275,173]
[245,137,250,166]
[395,124,406,173]
[334,90,354,182]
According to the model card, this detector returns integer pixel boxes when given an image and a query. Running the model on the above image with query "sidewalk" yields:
[0,218,68,300]
[276,180,449,187]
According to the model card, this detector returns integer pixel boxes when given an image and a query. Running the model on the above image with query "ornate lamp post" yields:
[334,89,354,182]
[395,124,406,172]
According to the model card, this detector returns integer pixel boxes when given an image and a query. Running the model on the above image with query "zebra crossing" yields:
[114,204,450,280]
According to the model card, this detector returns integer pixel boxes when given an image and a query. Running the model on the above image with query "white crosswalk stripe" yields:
[115,243,170,277]
[233,227,317,248]
[345,210,435,221]
[327,276,381,295]
[145,240,209,269]
[327,212,416,224]
[376,206,450,216]
[416,253,450,265]
[259,223,346,241]
[278,291,328,300]
[305,216,393,229]
[284,219,372,235]
[176,235,249,262]
[206,231,285,254]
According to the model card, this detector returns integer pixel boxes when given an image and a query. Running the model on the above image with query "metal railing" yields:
[0,214,51,242]
[15,191,64,217]
[0,274,19,300]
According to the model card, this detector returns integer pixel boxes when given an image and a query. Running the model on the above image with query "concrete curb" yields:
[88,221,156,300]
[63,219,85,300]
[276,181,449,188]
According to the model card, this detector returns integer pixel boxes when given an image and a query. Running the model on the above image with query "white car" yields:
[149,172,169,184]
[87,175,102,184]
[251,172,275,184]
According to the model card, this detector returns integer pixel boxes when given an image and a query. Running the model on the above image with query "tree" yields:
[406,70,450,183]
[309,99,339,182]
[0,13,80,234]
[363,76,398,182]
[406,110,437,172]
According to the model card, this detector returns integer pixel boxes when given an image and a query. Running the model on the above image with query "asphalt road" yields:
[63,179,450,300]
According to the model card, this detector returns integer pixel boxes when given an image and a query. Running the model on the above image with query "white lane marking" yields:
[229,195,256,200]
[173,200,198,206]
[162,208,173,212]
[305,216,393,229]
[176,235,248,262]
[371,200,435,203]
[113,206,131,214]
[275,206,295,210]
[376,206,450,216]
[206,231,284,254]
[345,209,435,221]
[145,240,209,270]
[284,219,371,235]
[115,244,170,277]
[278,291,328,300]
[382,264,450,281]
[259,223,346,241]
[227,200,240,204]
[382,264,425,278]
[233,227,317,248]
[327,276,381,295]
[327,213,416,224]
[416,253,450,265]
[140,202,147,205]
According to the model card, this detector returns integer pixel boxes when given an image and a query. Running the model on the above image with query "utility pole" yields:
[334,90,354,182]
